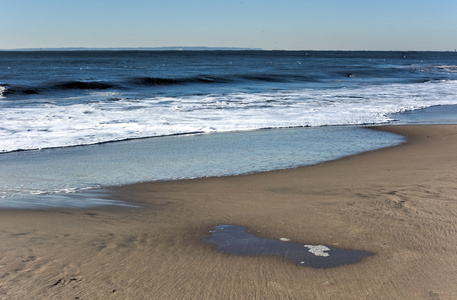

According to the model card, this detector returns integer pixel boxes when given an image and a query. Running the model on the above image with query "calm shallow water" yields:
[390,104,457,124]
[0,126,404,208]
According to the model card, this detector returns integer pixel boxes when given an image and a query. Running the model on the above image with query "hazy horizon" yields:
[2,0,457,52]
[2,47,456,53]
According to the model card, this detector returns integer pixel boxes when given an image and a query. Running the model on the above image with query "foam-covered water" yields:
[1,80,456,152]
[1,50,457,153]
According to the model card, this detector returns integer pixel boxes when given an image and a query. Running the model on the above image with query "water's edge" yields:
[0,125,405,209]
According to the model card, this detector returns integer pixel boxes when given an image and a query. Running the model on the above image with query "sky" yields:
[2,0,456,51]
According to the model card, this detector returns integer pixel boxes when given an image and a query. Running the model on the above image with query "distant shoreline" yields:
[0,46,263,52]
[1,47,457,52]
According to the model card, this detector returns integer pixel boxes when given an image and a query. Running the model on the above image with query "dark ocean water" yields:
[1,50,457,208]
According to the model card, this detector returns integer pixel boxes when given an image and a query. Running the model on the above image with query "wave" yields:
[2,67,456,102]
[4,66,453,99]
[2,79,457,153]
[0,81,116,97]
[1,84,41,96]
[128,73,322,86]
[0,74,335,98]
[395,64,457,77]
[128,75,228,86]
[56,81,115,90]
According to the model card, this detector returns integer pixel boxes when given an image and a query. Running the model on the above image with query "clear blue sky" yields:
[2,0,456,51]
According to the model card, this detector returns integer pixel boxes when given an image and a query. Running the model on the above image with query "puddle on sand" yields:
[204,225,374,268]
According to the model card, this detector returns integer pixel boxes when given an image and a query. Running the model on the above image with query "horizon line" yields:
[1,46,456,52]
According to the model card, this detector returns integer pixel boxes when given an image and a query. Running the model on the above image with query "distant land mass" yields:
[1,46,264,51]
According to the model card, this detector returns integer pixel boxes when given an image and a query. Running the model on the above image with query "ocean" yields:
[1,50,457,208]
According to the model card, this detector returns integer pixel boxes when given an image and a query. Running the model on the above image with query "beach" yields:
[1,124,457,299]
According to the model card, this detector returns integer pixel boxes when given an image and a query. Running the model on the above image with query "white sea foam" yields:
[304,245,331,257]
[1,80,456,153]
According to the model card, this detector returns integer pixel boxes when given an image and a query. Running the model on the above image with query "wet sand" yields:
[1,125,457,299]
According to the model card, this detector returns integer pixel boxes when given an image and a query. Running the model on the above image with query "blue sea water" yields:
[1,50,457,208]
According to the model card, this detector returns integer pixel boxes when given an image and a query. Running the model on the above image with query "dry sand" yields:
[1,125,457,299]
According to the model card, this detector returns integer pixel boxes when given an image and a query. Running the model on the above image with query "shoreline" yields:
[1,124,457,299]
[0,125,403,209]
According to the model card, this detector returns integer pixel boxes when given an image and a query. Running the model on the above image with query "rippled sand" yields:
[1,125,456,299]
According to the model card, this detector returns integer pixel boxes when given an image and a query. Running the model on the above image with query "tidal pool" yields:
[204,225,374,268]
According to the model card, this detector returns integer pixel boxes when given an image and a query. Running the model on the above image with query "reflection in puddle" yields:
[205,225,374,268]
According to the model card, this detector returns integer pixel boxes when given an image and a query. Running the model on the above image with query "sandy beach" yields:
[1,124,457,299]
